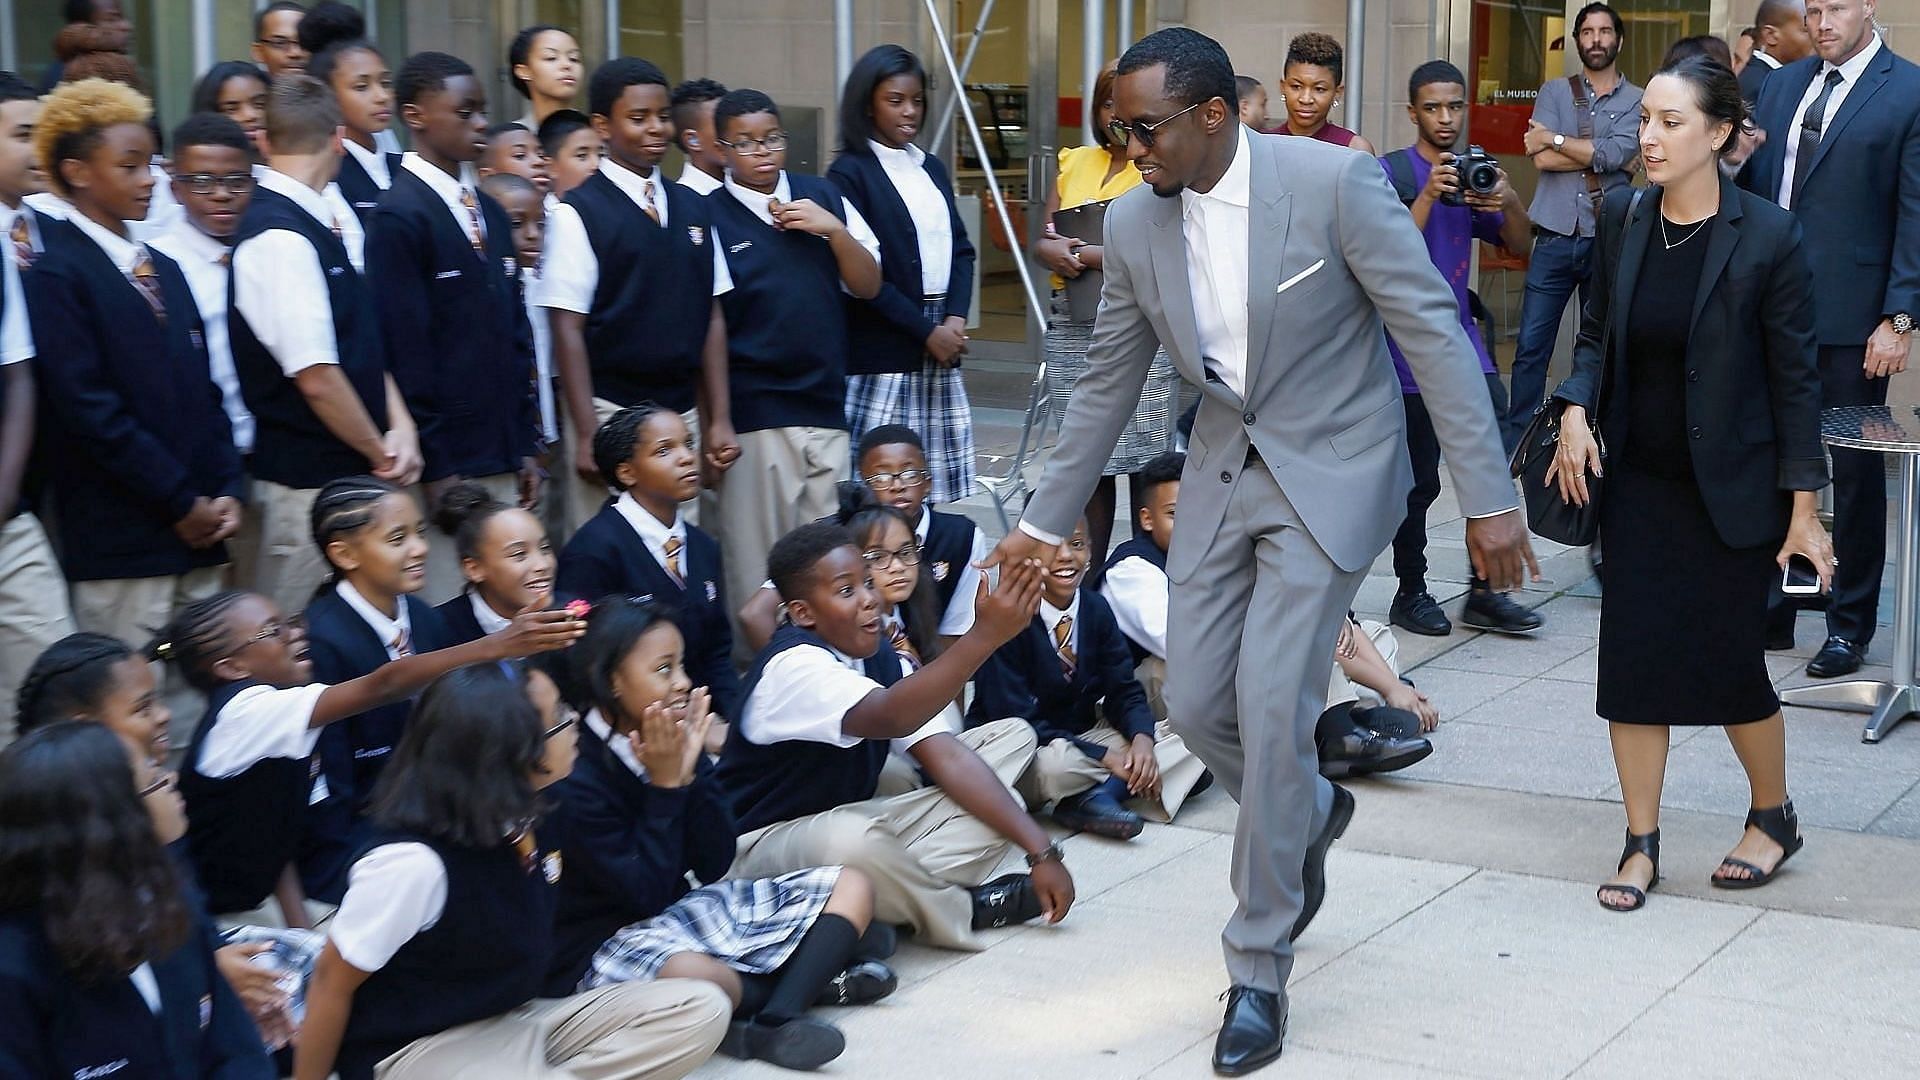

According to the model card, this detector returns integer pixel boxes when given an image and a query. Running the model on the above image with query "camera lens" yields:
[1469,162,1499,192]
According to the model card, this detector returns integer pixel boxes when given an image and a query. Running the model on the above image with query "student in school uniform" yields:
[706,88,882,646]
[230,75,421,616]
[252,2,310,79]
[0,72,71,739]
[855,425,990,642]
[557,404,741,735]
[507,24,584,134]
[539,58,737,532]
[294,663,733,1080]
[671,78,727,196]
[369,51,539,602]
[828,46,979,505]
[538,108,601,205]
[715,523,1077,951]
[1099,450,1180,718]
[308,36,397,225]
[26,79,244,660]
[430,481,557,646]
[190,61,271,160]
[480,172,562,527]
[479,121,552,195]
[970,513,1206,838]
[0,722,274,1079]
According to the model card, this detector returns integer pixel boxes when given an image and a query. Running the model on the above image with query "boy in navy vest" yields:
[230,74,420,615]
[970,510,1206,839]
[369,51,538,601]
[715,522,1076,950]
[539,58,736,536]
[857,425,990,641]
[706,89,882,654]
[1100,451,1181,718]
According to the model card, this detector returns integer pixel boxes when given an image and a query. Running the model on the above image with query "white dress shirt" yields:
[868,140,952,296]
[149,221,253,452]
[468,589,514,636]
[679,163,722,196]
[741,641,875,749]
[537,157,730,313]
[130,160,182,243]
[328,841,448,972]
[336,579,413,659]
[524,266,558,441]
[0,207,33,366]
[374,128,403,155]
[1781,32,1882,209]
[1752,49,1783,71]
[345,138,394,190]
[612,493,687,581]
[232,168,361,376]
[715,170,881,297]
[1182,125,1253,399]
[129,963,162,1014]
[1102,551,1169,660]
[400,152,485,244]
[193,683,327,779]
[917,508,990,636]
[584,707,648,777]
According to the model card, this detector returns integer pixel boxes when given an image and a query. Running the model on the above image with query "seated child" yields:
[295,663,732,1080]
[970,514,1208,839]
[1317,613,1436,780]
[855,425,989,642]
[558,404,739,743]
[1099,450,1181,718]
[714,523,1075,951]
[15,631,174,764]
[552,599,898,1071]
[431,481,557,646]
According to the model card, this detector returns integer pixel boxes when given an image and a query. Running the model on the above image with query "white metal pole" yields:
[929,0,998,153]
[835,0,856,92]
[605,0,619,60]
[193,0,214,77]
[1117,0,1134,52]
[1082,0,1104,144]
[1345,0,1366,133]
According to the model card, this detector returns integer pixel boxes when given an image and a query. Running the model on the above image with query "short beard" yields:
[1582,44,1619,72]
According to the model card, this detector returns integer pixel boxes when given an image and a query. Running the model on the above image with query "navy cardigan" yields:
[25,216,243,580]
[336,149,399,223]
[825,148,976,375]
[366,168,536,482]
[967,587,1154,758]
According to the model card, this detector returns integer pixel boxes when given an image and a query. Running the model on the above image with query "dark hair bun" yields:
[832,481,884,524]
[432,481,504,539]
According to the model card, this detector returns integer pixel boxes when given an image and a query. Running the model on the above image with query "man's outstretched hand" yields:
[1465,509,1542,593]
[978,527,1057,573]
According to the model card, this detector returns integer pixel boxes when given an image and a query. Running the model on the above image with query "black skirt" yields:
[1595,463,1780,726]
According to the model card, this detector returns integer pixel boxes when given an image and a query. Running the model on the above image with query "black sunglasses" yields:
[1106,100,1205,150]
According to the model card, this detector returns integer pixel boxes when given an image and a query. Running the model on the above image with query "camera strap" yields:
[1567,74,1605,201]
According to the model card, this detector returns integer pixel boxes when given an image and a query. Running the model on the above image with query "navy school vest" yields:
[179,681,315,916]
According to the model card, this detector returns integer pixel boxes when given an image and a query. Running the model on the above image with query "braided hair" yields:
[310,475,405,590]
[148,591,251,692]
[833,484,941,663]
[591,402,674,495]
[14,633,136,736]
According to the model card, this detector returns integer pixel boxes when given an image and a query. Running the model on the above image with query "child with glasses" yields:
[855,425,989,642]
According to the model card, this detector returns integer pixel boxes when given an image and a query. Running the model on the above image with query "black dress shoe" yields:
[1291,784,1355,942]
[1190,769,1215,798]
[816,959,898,1006]
[1390,590,1452,636]
[1460,589,1544,634]
[1318,730,1432,780]
[1052,789,1145,839]
[1349,704,1423,739]
[1807,636,1864,678]
[719,1016,846,1070]
[1212,986,1287,1076]
[969,872,1041,930]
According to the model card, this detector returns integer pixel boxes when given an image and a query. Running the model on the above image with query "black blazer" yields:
[825,148,976,375]
[1554,180,1827,550]
[336,149,400,223]
[1738,44,1920,345]
[966,587,1154,753]
[1736,55,1776,104]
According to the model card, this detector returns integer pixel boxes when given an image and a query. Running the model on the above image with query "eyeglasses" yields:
[544,703,580,741]
[863,543,921,571]
[1106,100,1206,150]
[257,36,301,52]
[236,617,301,650]
[137,769,176,799]
[176,172,255,196]
[861,469,932,490]
[716,133,788,155]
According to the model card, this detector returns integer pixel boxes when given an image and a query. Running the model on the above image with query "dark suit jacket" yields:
[967,587,1154,756]
[1737,55,1776,104]
[1554,180,1827,549]
[433,591,487,646]
[1738,43,1920,345]
[825,148,976,375]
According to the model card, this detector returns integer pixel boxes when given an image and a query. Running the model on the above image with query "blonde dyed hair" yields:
[35,77,152,196]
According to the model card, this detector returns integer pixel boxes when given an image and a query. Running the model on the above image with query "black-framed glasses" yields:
[717,133,788,155]
[1106,100,1205,150]
[863,543,921,571]
[861,469,932,490]
[176,172,255,196]
[138,769,175,799]
[544,703,580,740]
[256,36,301,51]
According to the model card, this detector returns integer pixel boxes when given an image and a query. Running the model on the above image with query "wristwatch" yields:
[1024,843,1065,868]
[1552,132,1566,149]
[1893,313,1915,336]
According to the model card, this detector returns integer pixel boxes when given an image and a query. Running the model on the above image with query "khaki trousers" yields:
[1135,655,1168,721]
[373,979,731,1080]
[71,565,225,748]
[561,399,702,538]
[0,513,76,744]
[1017,718,1206,822]
[729,718,1036,951]
[711,426,847,664]
[240,479,329,617]
[422,472,521,605]
[1325,619,1399,710]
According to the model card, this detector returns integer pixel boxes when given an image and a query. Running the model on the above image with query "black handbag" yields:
[1508,188,1645,546]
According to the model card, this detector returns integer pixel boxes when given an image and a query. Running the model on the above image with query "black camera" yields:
[1442,145,1500,206]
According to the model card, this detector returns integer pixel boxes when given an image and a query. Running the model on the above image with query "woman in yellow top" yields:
[1031,60,1183,582]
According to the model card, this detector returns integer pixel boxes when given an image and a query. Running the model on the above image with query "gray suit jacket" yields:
[1024,132,1513,577]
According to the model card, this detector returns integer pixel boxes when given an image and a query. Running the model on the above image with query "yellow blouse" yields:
[1054,144,1141,210]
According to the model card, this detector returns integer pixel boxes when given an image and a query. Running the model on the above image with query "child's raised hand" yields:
[631,700,695,788]
[680,688,714,776]
[768,197,845,239]
[491,601,587,657]
[973,558,1045,644]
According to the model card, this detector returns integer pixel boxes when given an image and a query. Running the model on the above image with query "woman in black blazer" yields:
[1548,57,1832,913]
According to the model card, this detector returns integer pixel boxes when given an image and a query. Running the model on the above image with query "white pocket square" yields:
[1276,259,1326,295]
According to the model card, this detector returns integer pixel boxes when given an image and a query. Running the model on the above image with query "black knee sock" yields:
[757,913,859,1024]
[734,972,775,1019]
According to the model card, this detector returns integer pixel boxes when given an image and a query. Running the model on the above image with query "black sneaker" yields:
[969,872,1041,930]
[1390,590,1452,636]
[1460,589,1543,634]
[816,959,899,1006]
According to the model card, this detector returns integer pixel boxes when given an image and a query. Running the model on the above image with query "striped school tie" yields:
[459,186,486,255]
[1053,614,1076,678]
[662,535,684,585]
[130,251,166,324]
[9,216,33,270]
[392,627,414,658]
[640,176,662,226]
[889,619,921,666]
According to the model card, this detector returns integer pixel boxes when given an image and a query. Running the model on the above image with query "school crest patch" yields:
[688,225,706,246]
[542,851,563,884]
[502,256,519,280]
[705,579,718,603]
[932,561,951,582]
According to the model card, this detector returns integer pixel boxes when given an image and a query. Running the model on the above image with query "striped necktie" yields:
[392,626,414,658]
[640,176,661,225]
[130,251,166,324]
[662,535,684,585]
[459,186,486,255]
[9,216,33,270]
[1053,614,1076,678]
[889,619,921,666]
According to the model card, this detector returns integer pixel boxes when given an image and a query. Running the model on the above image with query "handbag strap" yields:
[1589,186,1647,419]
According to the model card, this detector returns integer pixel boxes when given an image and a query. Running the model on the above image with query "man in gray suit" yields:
[984,29,1537,1075]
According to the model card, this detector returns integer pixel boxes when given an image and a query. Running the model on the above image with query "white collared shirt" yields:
[1039,592,1081,655]
[679,162,722,196]
[374,129,403,155]
[741,640,873,749]
[335,579,413,659]
[612,493,687,581]
[21,191,72,221]
[231,168,360,376]
[915,507,989,636]
[1180,125,1252,399]
[524,266,557,441]
[149,220,252,452]
[400,152,485,245]
[536,157,732,313]
[468,589,514,636]
[345,138,393,190]
[1781,32,1883,209]
[867,139,951,296]
[130,160,182,243]
[329,841,448,972]
[584,707,648,778]
[1102,550,1169,660]
[0,205,33,366]
[1752,49,1782,71]
[193,683,327,779]
[715,170,881,297]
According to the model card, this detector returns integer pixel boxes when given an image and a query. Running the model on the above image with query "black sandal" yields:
[1712,800,1804,890]
[1597,828,1660,912]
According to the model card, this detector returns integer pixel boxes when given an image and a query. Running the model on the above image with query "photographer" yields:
[1381,60,1542,638]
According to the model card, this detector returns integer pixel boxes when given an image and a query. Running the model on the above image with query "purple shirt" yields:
[1380,147,1504,393]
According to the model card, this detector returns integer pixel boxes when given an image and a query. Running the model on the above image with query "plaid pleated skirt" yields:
[1044,295,1180,474]
[844,296,977,505]
[582,865,842,989]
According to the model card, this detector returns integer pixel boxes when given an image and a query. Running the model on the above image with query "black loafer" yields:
[1460,589,1544,634]
[719,1016,846,1070]
[1212,985,1287,1076]
[816,959,898,1006]
[1390,590,1452,636]
[1291,784,1355,942]
[1349,704,1424,739]
[1318,730,1432,780]
[969,872,1041,930]
[1052,789,1146,840]
[1807,636,1864,678]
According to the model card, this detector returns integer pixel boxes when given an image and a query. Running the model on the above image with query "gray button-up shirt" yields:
[1525,73,1643,237]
